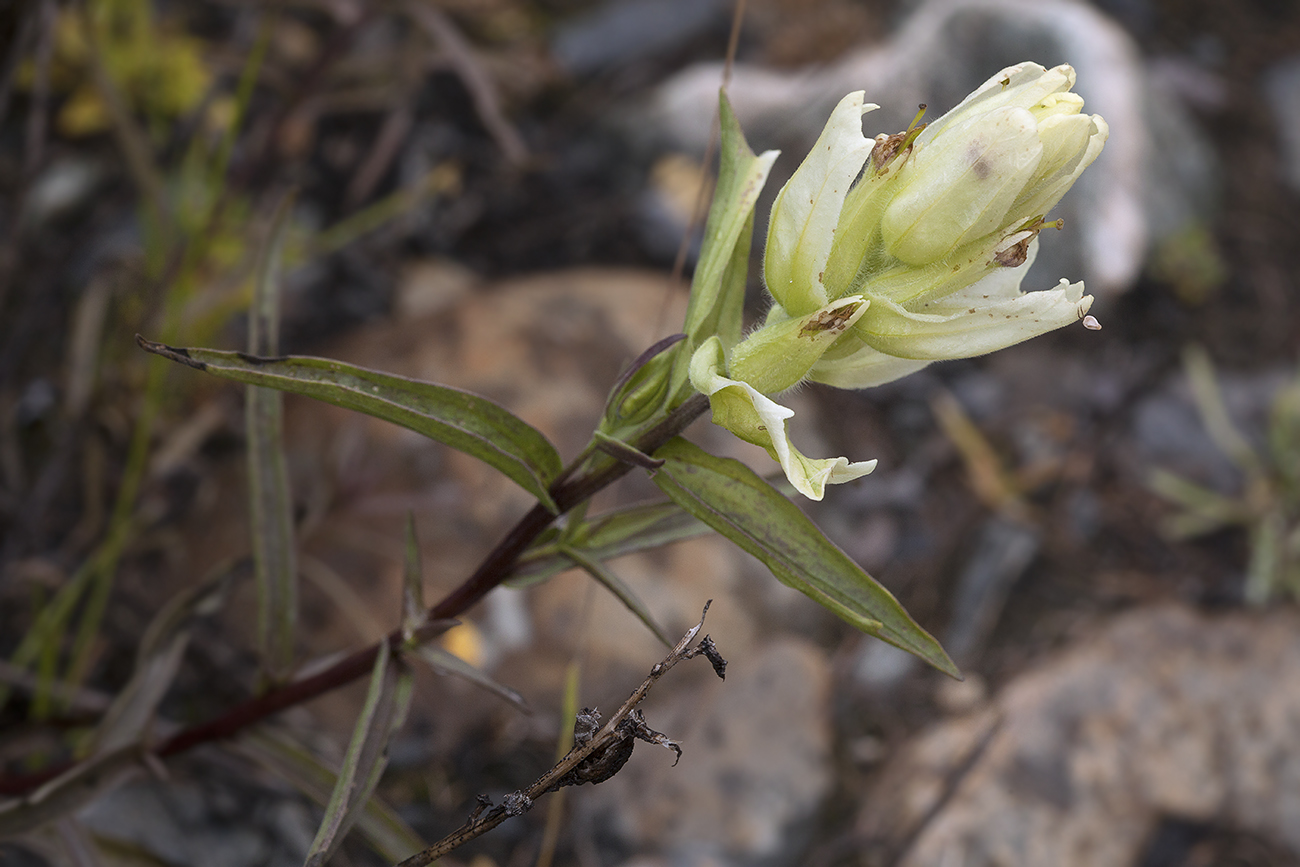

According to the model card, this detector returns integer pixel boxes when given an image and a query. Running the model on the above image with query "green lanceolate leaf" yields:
[408,643,529,713]
[651,438,960,678]
[137,338,563,512]
[509,499,713,586]
[607,93,776,429]
[305,641,414,867]
[234,729,425,863]
[248,194,298,683]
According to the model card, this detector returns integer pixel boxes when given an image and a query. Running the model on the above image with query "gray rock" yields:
[76,775,319,867]
[551,0,730,77]
[78,782,192,864]
[857,605,1300,866]
[581,638,834,866]
[851,636,922,692]
[1131,365,1292,493]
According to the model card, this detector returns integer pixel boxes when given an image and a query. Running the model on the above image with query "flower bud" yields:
[879,64,1107,266]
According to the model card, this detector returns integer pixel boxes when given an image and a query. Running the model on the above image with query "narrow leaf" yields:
[248,194,298,682]
[593,430,665,470]
[408,644,528,713]
[234,729,424,862]
[509,499,713,586]
[1184,345,1261,474]
[138,337,563,512]
[304,641,413,867]
[651,438,960,678]
[560,545,673,647]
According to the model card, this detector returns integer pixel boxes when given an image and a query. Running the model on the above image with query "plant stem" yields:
[0,394,709,797]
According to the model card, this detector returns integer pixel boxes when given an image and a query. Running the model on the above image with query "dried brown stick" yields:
[403,1,529,167]
[397,603,724,867]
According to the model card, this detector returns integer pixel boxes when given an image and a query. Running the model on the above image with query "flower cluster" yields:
[691,62,1108,499]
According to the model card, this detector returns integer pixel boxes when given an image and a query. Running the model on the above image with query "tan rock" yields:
[858,605,1300,866]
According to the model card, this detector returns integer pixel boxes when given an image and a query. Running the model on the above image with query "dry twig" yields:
[402,1,529,167]
[395,602,726,867]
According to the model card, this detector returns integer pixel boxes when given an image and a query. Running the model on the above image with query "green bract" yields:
[695,62,1108,498]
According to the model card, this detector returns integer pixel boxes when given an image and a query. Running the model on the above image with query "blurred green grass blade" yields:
[137,338,563,512]
[509,499,712,586]
[559,545,673,647]
[537,659,582,867]
[1184,345,1262,474]
[1,539,123,715]
[208,16,270,190]
[401,513,425,640]
[248,195,298,683]
[1268,376,1300,490]
[304,641,414,867]
[408,643,528,713]
[87,567,233,757]
[651,437,960,678]
[1245,513,1286,605]
[234,729,425,862]
[1148,468,1251,538]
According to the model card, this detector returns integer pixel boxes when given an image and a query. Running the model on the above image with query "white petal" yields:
[764,91,878,315]
[809,339,933,388]
[855,277,1094,360]
[1013,113,1109,220]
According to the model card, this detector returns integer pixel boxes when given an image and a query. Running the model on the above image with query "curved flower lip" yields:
[846,240,1095,364]
[1011,111,1109,222]
[689,336,876,500]
[764,90,878,316]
